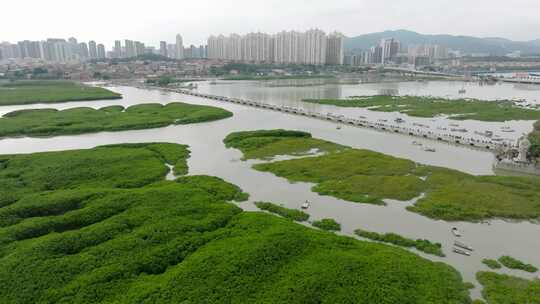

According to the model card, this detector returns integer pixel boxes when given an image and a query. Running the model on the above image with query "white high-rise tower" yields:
[176,34,184,59]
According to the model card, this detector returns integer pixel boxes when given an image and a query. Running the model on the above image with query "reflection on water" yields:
[0,84,539,299]
[198,79,540,105]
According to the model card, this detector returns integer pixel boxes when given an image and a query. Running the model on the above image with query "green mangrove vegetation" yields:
[355,229,445,257]
[0,144,474,304]
[477,271,540,304]
[312,218,341,231]
[254,201,310,222]
[303,95,540,122]
[482,259,502,270]
[0,102,233,138]
[228,130,540,221]
[223,129,347,160]
[0,80,121,106]
[0,143,190,208]
[498,255,538,273]
[529,120,540,160]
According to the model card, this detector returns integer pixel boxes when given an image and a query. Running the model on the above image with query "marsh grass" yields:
[232,130,540,221]
[482,259,502,269]
[0,102,232,138]
[303,95,540,122]
[224,129,347,160]
[355,229,445,257]
[477,271,540,303]
[498,255,538,273]
[0,80,121,105]
[254,201,309,221]
[312,218,341,231]
[0,144,473,304]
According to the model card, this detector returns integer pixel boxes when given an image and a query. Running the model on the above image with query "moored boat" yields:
[301,200,310,209]
[454,241,473,251]
[451,227,462,237]
[453,247,471,256]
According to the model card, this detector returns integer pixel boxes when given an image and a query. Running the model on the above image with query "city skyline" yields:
[2,0,540,47]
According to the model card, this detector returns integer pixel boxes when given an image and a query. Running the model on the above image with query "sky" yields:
[2,0,539,48]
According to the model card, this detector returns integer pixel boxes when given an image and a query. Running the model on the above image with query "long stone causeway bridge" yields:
[160,87,514,152]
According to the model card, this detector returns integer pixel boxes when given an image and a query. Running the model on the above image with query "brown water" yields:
[0,83,539,299]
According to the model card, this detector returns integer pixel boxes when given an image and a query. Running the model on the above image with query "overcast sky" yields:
[2,0,539,48]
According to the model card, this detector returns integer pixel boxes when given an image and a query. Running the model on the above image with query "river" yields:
[0,80,539,299]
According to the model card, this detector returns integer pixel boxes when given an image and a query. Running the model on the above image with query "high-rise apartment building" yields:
[114,40,122,58]
[125,40,135,58]
[207,29,341,65]
[79,42,89,59]
[167,44,176,59]
[175,34,184,59]
[159,41,167,57]
[88,41,97,59]
[380,38,400,64]
[134,41,145,56]
[326,32,344,65]
[97,44,106,59]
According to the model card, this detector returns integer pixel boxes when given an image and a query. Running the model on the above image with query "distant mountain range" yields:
[345,30,540,56]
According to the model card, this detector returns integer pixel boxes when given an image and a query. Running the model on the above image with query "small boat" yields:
[451,128,468,133]
[378,119,388,122]
[412,141,423,146]
[301,201,310,209]
[458,89,467,94]
[395,118,405,123]
[454,241,473,251]
[449,123,460,127]
[501,128,515,133]
[359,115,367,119]
[453,247,471,256]
[451,227,462,237]
[336,125,342,130]
[474,131,494,137]
[423,147,436,152]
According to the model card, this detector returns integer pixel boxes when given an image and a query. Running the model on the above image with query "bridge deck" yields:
[163,87,512,151]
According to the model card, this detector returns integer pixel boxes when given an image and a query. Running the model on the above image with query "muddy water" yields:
[1,84,539,299]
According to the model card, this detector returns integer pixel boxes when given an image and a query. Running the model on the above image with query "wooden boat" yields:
[451,227,462,237]
[454,241,473,251]
[453,247,471,256]
[423,147,436,152]
[301,201,310,209]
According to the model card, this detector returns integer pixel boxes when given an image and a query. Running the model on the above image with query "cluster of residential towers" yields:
[207,29,345,65]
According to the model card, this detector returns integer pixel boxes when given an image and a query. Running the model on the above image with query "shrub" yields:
[312,218,341,231]
[254,202,309,221]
